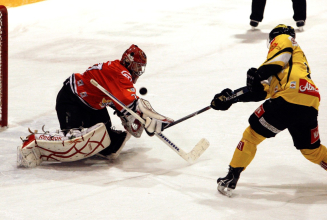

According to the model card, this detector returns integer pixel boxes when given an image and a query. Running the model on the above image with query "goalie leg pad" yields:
[17,134,42,168]
[36,123,110,162]
[17,123,111,167]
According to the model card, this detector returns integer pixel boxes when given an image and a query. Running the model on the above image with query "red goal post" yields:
[0,5,8,127]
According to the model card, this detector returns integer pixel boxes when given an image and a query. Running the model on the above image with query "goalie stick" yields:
[90,79,209,163]
[164,87,249,130]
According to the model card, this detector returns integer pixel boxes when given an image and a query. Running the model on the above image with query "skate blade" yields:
[217,184,233,197]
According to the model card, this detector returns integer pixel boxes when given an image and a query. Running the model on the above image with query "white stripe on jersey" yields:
[265,53,292,68]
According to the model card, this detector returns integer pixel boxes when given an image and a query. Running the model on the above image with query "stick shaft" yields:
[164,106,211,129]
[165,87,249,129]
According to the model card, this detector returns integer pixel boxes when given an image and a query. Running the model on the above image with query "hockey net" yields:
[0,5,8,127]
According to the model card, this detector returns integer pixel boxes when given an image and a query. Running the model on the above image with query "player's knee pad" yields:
[243,126,266,145]
[301,144,327,170]
[230,126,266,169]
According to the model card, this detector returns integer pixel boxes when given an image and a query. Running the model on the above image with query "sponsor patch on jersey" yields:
[311,126,319,144]
[99,98,113,108]
[274,85,278,93]
[237,141,244,151]
[127,88,136,92]
[290,81,296,89]
[121,70,132,82]
[80,92,87,98]
[254,105,265,118]
[268,39,279,54]
[77,80,84,87]
[289,36,298,46]
[298,79,320,100]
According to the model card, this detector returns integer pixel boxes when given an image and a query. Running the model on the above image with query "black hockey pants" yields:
[250,0,306,22]
[55,79,112,133]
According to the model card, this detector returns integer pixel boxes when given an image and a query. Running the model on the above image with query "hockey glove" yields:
[246,68,264,93]
[136,98,174,136]
[210,88,235,111]
[144,117,170,136]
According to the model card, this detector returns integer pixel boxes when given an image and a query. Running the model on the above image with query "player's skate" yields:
[97,128,131,160]
[250,20,259,30]
[217,165,244,197]
[296,20,305,31]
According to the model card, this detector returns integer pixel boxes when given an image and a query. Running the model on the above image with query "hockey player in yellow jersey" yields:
[210,24,326,197]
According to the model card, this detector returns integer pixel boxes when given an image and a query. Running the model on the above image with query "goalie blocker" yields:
[118,98,174,137]
[17,123,131,168]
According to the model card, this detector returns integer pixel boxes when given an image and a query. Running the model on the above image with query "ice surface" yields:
[1,0,327,219]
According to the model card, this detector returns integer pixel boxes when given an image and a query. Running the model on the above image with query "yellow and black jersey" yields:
[260,34,320,110]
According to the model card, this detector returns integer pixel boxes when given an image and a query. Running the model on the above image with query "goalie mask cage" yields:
[0,5,8,127]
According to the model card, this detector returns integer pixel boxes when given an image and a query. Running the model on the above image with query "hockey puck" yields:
[139,87,147,95]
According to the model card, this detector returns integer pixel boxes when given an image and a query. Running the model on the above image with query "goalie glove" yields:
[117,100,144,138]
[144,117,171,136]
[137,98,174,136]
[119,112,144,138]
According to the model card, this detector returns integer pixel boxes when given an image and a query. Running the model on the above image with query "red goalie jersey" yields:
[67,60,139,113]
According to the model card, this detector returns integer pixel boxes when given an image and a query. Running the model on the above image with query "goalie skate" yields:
[97,129,131,160]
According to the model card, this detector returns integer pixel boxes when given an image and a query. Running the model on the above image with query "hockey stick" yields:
[90,79,209,163]
[164,106,211,130]
[164,87,249,130]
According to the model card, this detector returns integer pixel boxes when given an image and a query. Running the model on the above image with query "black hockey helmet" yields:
[268,24,296,42]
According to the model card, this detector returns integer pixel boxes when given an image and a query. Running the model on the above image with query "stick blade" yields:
[187,138,210,163]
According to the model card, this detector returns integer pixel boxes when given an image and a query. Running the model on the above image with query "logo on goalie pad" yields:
[38,135,64,141]
[237,141,244,151]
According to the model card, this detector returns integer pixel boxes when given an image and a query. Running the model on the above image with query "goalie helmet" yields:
[120,45,147,84]
[268,24,296,43]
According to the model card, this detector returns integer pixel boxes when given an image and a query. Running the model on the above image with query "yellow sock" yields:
[301,144,327,170]
[230,126,266,169]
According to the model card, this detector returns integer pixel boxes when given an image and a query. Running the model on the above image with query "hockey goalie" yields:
[17,45,173,168]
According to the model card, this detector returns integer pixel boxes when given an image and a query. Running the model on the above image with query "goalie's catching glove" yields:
[211,88,235,111]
